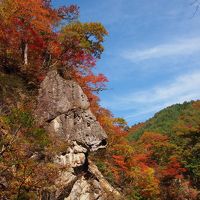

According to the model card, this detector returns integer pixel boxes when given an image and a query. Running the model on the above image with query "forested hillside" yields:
[129,101,198,140]
[126,100,200,199]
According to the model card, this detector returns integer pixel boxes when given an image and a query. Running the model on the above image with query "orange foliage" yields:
[161,157,187,179]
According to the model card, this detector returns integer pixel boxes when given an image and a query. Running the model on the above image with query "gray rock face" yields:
[36,70,122,200]
[36,70,90,123]
[48,109,107,151]
[36,70,107,151]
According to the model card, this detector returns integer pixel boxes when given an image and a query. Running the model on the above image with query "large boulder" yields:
[35,70,121,200]
[36,70,107,151]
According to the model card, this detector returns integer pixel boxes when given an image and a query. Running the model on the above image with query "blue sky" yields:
[53,0,200,125]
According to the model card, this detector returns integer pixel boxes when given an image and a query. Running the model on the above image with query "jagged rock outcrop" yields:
[36,70,107,151]
[35,70,121,200]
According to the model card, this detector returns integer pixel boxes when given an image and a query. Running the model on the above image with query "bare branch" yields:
[0,126,21,157]
[190,0,200,17]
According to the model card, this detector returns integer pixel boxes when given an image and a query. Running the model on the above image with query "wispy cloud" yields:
[123,71,200,104]
[101,70,200,123]
[121,37,200,61]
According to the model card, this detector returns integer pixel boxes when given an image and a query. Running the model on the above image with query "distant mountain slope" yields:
[128,100,200,190]
[128,100,199,140]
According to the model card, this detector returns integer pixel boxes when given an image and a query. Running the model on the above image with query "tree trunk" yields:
[24,43,28,65]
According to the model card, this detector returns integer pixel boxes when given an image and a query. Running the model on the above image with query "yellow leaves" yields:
[0,120,63,198]
[112,143,134,156]
[0,0,17,21]
[128,166,160,199]
[60,22,108,59]
[140,131,169,145]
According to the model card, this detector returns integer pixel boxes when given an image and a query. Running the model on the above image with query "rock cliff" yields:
[35,70,121,200]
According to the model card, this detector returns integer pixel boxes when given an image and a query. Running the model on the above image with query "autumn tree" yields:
[0,109,69,199]
[0,0,78,80]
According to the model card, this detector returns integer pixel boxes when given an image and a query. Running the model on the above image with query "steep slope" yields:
[128,100,200,192]
[0,71,122,200]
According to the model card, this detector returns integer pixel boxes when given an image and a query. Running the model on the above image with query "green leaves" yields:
[4,109,34,129]
[26,128,50,148]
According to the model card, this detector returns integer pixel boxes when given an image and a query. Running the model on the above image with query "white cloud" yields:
[101,70,200,123]
[122,37,200,61]
[123,71,200,104]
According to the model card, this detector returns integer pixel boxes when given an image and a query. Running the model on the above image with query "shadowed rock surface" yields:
[36,70,121,200]
[36,70,107,151]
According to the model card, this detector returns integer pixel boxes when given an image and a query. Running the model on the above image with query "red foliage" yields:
[112,155,127,171]
[161,157,187,179]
